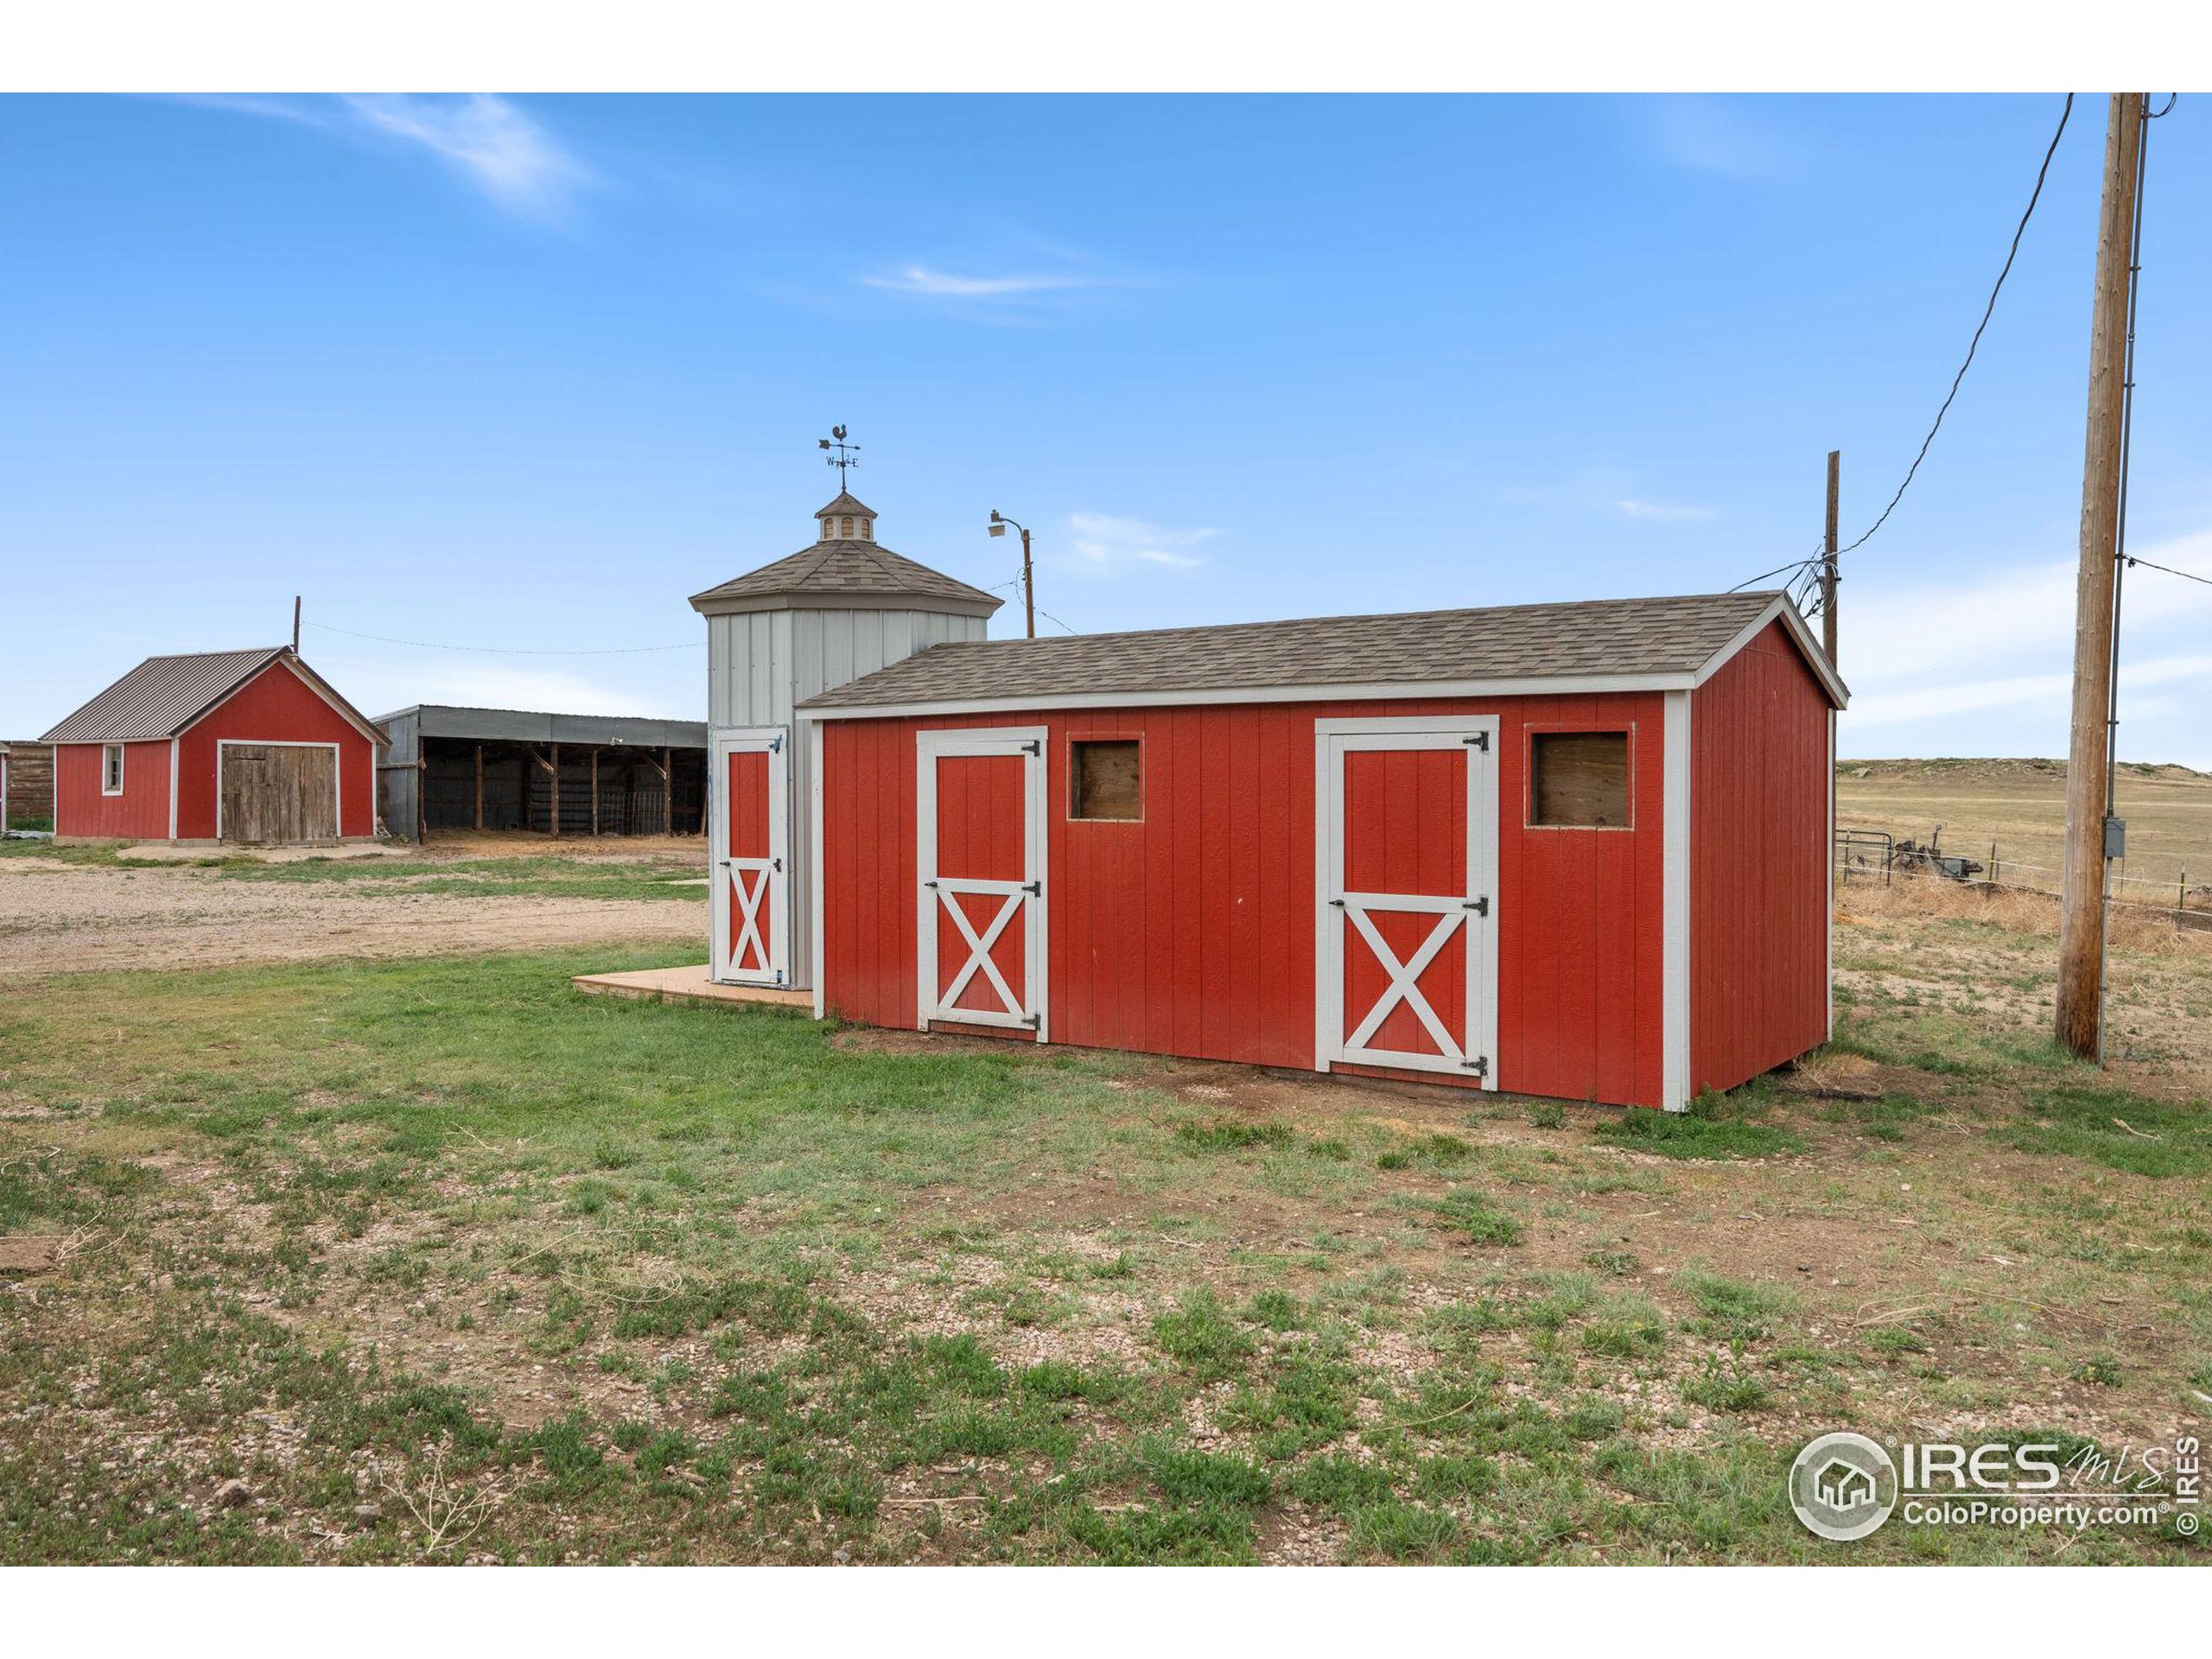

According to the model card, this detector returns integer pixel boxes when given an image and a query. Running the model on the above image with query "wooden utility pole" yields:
[2056,95,2146,1060]
[292,595,301,654]
[1821,452,1840,668]
[1020,524,1035,640]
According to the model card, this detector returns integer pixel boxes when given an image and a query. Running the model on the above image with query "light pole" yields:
[988,510,1034,639]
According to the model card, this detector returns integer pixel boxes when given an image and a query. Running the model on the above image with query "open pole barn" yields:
[696,495,1847,1110]
[374,706,708,843]
[38,647,385,845]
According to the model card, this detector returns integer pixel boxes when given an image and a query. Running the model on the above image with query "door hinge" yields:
[772,855,784,873]
[1022,740,1041,755]
[769,734,785,753]
[1023,879,1041,896]
[924,879,939,889]
[1328,897,1346,908]
[1464,895,1489,917]
[1464,731,1491,751]
[1462,1055,1490,1077]
[1023,1013,1041,1030]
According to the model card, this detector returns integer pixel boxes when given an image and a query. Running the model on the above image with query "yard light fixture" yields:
[988,511,1034,639]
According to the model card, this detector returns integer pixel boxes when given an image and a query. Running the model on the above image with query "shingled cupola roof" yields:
[690,493,1005,620]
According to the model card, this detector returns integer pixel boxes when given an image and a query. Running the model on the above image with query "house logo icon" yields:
[1789,1433,1898,1541]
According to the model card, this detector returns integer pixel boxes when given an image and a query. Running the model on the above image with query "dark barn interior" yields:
[375,706,707,841]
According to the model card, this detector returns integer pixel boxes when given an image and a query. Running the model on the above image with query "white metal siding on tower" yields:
[695,491,1001,992]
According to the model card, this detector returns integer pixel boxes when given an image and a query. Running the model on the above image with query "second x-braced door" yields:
[1317,716,1498,1083]
[917,728,1047,1037]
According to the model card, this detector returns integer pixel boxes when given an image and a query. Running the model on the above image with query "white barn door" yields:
[710,726,789,986]
[1316,716,1498,1083]
[916,728,1047,1036]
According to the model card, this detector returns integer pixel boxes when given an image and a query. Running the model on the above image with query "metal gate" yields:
[1316,716,1497,1081]
[917,728,1047,1036]
[710,726,788,986]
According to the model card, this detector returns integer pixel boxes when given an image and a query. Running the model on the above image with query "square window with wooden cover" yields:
[1068,738,1141,822]
[1528,730,1632,829]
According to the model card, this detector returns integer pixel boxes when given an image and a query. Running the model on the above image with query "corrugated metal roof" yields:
[373,705,709,749]
[801,591,1828,710]
[39,647,290,743]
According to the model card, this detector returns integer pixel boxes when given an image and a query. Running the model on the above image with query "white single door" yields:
[917,728,1047,1037]
[711,726,789,986]
[1316,716,1498,1083]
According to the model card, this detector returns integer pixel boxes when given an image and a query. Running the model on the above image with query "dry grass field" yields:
[1,836,2208,1565]
[1837,758,2212,902]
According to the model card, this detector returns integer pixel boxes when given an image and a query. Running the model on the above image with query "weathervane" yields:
[818,425,860,484]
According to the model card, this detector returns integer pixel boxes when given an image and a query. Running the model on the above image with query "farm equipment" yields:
[1891,826,1984,883]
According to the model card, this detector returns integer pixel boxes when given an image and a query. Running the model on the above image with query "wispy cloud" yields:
[1646,96,1800,181]
[1064,513,1217,572]
[181,94,587,221]
[861,266,1106,299]
[1615,498,1717,523]
[1840,531,2212,734]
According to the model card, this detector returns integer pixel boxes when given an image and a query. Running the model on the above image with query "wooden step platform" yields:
[571,964,812,1010]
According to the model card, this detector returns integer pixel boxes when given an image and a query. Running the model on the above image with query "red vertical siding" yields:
[54,741,172,839]
[818,690,1670,1109]
[175,661,378,839]
[1689,621,1832,1095]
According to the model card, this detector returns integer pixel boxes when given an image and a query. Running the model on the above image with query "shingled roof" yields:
[40,648,386,746]
[690,523,1003,616]
[800,590,1844,711]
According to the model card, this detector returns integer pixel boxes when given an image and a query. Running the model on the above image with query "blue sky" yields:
[3,94,2209,760]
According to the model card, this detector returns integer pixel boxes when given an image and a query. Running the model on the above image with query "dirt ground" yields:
[0,842,708,977]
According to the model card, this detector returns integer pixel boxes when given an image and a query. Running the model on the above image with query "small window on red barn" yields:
[102,743,124,796]
[1529,731,1630,828]
[1069,739,1141,822]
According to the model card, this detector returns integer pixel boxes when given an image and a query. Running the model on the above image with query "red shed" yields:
[41,646,385,844]
[770,589,1845,1112]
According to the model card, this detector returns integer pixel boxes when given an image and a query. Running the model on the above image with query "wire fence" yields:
[1836,828,2211,928]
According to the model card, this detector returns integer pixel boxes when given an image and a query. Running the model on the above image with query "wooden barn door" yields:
[1317,717,1498,1083]
[917,729,1046,1038]
[710,728,788,986]
[219,742,340,843]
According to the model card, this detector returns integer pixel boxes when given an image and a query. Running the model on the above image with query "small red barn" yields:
[41,647,385,844]
[775,589,1845,1111]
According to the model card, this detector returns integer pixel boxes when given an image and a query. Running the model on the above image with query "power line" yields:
[1838,93,2075,556]
[1727,548,1825,594]
[1033,606,1081,635]
[303,620,702,655]
[2123,554,2212,589]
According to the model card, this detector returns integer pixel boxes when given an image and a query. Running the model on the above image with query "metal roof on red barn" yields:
[40,647,386,746]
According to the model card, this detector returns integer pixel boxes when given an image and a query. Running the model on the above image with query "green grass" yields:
[1593,1090,1806,1161]
[1991,1084,2212,1178]
[0,928,2205,1565]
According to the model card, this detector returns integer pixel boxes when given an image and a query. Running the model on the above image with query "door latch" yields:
[923,879,939,889]
[1328,898,1346,908]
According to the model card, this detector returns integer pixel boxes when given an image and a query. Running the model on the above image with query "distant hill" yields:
[1836,757,2211,785]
